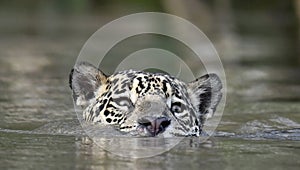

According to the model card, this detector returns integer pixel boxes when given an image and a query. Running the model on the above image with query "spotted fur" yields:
[69,62,222,137]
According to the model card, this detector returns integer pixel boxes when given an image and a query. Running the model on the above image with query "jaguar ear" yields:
[69,62,107,107]
[187,73,222,123]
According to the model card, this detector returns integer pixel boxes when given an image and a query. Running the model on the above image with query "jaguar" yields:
[69,62,222,137]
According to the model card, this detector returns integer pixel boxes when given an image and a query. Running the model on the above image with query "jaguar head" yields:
[69,62,222,137]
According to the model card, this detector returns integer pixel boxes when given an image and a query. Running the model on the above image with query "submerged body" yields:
[69,62,222,137]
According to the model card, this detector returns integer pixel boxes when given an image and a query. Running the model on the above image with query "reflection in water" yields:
[74,137,224,170]
[92,137,182,158]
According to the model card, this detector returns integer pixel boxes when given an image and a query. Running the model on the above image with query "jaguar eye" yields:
[171,102,184,113]
[171,105,182,113]
[118,100,131,107]
[113,97,133,107]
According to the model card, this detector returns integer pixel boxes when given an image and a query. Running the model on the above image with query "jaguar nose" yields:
[138,117,171,136]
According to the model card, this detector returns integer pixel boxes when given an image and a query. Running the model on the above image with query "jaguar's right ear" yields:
[69,62,107,107]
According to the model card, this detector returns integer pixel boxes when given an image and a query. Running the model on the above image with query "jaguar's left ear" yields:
[69,62,108,107]
[187,73,222,122]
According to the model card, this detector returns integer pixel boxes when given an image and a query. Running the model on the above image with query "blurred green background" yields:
[0,0,299,65]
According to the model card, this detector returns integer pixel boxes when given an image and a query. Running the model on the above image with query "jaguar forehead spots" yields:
[69,62,222,137]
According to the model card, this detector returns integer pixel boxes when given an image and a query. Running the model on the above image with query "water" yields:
[1,2,300,169]
[1,39,299,169]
